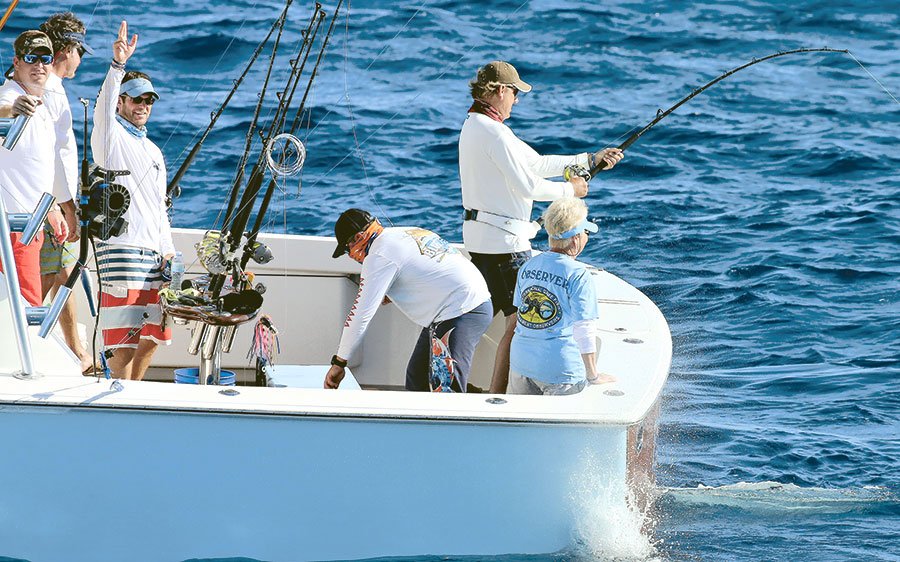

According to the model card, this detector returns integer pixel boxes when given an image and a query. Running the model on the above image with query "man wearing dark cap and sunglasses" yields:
[324,209,492,393]
[459,60,624,394]
[0,30,69,306]
[38,12,97,373]
[91,21,175,381]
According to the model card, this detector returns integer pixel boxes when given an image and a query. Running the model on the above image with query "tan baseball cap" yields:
[475,60,532,93]
[14,30,53,56]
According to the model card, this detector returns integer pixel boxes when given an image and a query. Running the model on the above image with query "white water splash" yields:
[569,452,660,561]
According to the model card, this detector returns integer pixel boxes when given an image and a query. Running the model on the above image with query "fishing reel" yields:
[563,164,591,182]
[196,230,232,275]
[82,165,131,240]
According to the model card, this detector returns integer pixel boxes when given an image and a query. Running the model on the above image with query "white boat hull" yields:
[0,229,669,561]
[2,403,632,561]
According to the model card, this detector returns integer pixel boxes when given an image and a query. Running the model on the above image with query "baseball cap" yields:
[59,31,95,55]
[121,77,159,100]
[14,31,53,56]
[332,208,375,258]
[475,60,532,93]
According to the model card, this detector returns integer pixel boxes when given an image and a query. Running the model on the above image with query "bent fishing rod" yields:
[239,0,344,270]
[166,0,295,203]
[579,47,849,180]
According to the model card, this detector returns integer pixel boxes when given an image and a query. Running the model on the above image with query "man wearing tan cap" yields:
[459,60,622,394]
[0,30,69,306]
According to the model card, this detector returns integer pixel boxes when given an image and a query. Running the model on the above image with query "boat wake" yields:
[660,481,897,514]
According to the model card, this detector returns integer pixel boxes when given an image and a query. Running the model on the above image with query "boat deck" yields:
[1,229,671,426]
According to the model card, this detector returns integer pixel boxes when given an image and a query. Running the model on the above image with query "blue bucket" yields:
[174,368,236,386]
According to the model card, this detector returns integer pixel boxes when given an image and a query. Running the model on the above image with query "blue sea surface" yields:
[3,0,899,560]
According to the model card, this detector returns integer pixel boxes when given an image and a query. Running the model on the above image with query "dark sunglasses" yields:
[76,45,86,57]
[507,84,519,97]
[123,95,156,106]
[21,53,53,65]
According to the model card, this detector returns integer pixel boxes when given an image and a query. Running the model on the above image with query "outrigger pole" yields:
[165,0,294,204]
[582,47,849,180]
[240,0,345,270]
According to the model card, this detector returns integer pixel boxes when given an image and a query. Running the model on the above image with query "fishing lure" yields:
[429,328,457,393]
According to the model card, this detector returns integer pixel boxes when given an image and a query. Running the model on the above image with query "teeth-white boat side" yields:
[0,228,670,561]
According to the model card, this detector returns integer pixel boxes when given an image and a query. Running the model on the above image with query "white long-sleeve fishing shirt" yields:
[43,72,78,203]
[91,65,174,256]
[459,112,590,254]
[336,227,490,361]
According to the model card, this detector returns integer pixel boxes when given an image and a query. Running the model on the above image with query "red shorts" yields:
[0,232,45,306]
[100,286,172,349]
[96,244,172,349]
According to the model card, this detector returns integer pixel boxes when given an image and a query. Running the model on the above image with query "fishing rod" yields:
[208,4,326,298]
[240,0,344,269]
[223,6,327,246]
[165,0,294,203]
[219,0,309,230]
[576,47,849,180]
[0,0,18,32]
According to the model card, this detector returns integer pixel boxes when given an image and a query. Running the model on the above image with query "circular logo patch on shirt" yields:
[517,285,561,330]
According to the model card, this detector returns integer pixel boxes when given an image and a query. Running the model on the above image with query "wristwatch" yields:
[330,355,347,368]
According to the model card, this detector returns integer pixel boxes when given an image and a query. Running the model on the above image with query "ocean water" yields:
[3,0,899,560]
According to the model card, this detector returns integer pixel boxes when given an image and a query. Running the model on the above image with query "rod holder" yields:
[37,286,71,338]
[187,321,208,356]
[25,306,49,326]
[221,325,238,353]
[5,213,29,231]
[0,115,29,150]
[20,193,56,246]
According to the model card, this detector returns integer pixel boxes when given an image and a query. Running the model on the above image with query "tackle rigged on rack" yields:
[156,0,342,385]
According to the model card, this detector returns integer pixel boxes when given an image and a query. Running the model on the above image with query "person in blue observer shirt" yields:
[508,197,616,395]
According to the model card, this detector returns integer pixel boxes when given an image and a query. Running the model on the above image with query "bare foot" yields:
[590,373,617,384]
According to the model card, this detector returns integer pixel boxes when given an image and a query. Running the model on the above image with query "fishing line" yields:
[303,0,533,193]
[160,0,265,155]
[363,0,429,72]
[341,0,390,225]
[846,50,900,106]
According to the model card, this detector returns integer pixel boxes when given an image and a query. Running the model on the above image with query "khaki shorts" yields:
[39,226,78,276]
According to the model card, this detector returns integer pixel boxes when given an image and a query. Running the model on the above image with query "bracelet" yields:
[111,59,125,70]
[330,354,347,368]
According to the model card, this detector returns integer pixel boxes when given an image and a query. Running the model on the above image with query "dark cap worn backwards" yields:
[476,60,532,93]
[332,208,375,258]
[14,31,53,57]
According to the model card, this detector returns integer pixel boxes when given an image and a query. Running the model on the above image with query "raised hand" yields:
[113,20,138,64]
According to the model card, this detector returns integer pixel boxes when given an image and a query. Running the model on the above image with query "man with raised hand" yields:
[459,60,623,394]
[39,12,96,373]
[0,30,69,306]
[91,21,175,380]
